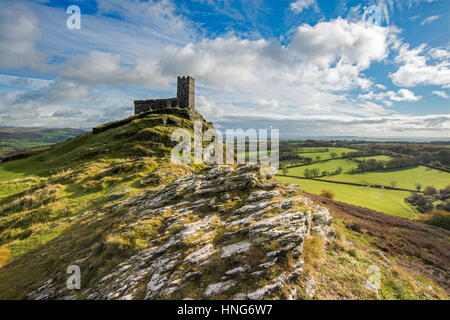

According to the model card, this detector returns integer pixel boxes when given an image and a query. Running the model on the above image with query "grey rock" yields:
[225,265,250,276]
[204,280,237,297]
[246,190,281,203]
[221,241,251,258]
[247,282,282,300]
[184,244,215,264]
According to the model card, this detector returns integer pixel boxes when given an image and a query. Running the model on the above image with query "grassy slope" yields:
[0,112,202,270]
[303,191,449,299]
[276,176,417,218]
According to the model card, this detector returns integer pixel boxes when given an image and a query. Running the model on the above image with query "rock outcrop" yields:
[26,165,335,300]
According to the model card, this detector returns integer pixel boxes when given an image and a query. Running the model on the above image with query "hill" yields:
[0,128,86,159]
[0,108,448,300]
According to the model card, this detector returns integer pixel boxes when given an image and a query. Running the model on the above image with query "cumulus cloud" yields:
[289,0,317,13]
[60,51,170,88]
[158,37,289,86]
[289,18,390,70]
[421,15,440,25]
[390,44,450,88]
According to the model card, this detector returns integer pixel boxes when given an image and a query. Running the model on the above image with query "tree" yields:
[304,168,311,178]
[390,181,398,188]
[316,156,321,161]
[311,168,320,177]
[415,183,422,192]
[336,166,343,174]
[331,152,337,159]
[282,165,288,176]
[423,185,437,195]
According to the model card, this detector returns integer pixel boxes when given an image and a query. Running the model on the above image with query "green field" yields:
[356,155,392,161]
[276,176,417,218]
[326,165,449,190]
[276,147,450,218]
[0,128,84,156]
[295,147,357,161]
[281,155,392,176]
[284,158,355,176]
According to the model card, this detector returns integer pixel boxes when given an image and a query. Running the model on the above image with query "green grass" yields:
[0,111,203,267]
[356,155,392,161]
[284,159,358,176]
[326,166,450,190]
[281,155,393,177]
[295,147,357,161]
[276,176,417,218]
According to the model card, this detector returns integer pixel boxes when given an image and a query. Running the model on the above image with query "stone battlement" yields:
[134,76,195,115]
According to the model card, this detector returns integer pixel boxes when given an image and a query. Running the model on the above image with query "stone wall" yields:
[134,98,178,114]
[134,76,195,115]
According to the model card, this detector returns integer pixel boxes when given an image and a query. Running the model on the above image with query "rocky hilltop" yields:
[25,165,335,300]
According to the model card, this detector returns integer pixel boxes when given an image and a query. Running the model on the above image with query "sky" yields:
[0,0,449,138]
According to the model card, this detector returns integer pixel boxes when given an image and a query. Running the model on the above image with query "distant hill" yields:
[0,128,86,158]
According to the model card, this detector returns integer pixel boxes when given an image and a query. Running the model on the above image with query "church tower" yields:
[177,76,195,110]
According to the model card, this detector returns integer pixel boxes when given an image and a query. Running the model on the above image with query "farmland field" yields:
[295,147,357,161]
[276,143,450,218]
[0,128,85,157]
[326,165,449,190]
[276,176,417,218]
[282,155,393,177]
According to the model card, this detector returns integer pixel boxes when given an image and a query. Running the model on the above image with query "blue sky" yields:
[0,0,448,138]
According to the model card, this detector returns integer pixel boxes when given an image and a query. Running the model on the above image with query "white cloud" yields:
[254,99,280,109]
[432,91,449,98]
[388,89,422,101]
[359,88,422,103]
[14,81,90,105]
[421,15,440,26]
[390,44,450,88]
[289,18,391,70]
[289,0,317,13]
[0,2,44,71]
